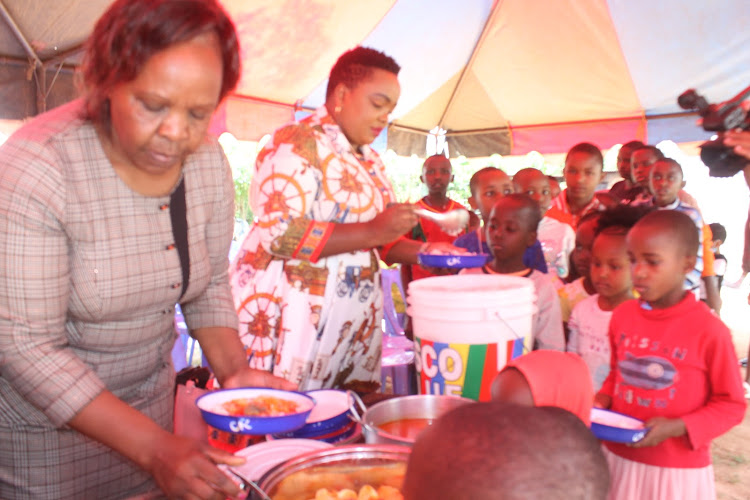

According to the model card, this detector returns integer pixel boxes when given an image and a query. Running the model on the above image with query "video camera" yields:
[678,84,750,177]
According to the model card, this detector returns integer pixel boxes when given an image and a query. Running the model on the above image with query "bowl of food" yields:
[254,444,410,500]
[196,388,315,435]
[350,393,474,446]
[590,408,648,443]
[417,252,491,269]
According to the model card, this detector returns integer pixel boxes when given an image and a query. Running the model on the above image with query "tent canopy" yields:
[1,0,748,156]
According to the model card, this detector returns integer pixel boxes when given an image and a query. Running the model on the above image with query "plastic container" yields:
[407,274,536,401]
[590,408,648,443]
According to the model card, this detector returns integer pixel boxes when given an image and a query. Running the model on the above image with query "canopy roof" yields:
[1,0,748,156]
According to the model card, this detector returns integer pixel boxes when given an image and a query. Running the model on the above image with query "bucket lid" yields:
[407,274,535,295]
[407,274,535,307]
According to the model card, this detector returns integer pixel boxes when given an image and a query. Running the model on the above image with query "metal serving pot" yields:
[348,392,474,446]
[253,444,410,500]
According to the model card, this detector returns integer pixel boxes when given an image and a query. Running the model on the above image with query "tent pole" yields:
[0,0,47,113]
[34,66,46,114]
[436,0,503,131]
[0,1,42,68]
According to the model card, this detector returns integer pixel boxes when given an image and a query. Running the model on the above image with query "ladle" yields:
[413,208,470,236]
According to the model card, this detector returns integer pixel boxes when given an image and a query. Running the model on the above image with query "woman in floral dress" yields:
[231,47,455,392]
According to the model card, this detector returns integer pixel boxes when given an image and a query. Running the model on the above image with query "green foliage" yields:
[233,164,254,223]
[220,135,258,223]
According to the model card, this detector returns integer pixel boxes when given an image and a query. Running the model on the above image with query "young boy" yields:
[567,206,644,391]
[558,212,600,325]
[609,140,644,201]
[403,403,610,500]
[454,167,547,273]
[625,145,664,204]
[647,158,721,311]
[514,167,575,279]
[547,142,613,230]
[461,194,564,351]
[404,154,470,282]
[628,145,701,209]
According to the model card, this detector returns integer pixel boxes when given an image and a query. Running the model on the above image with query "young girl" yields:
[595,210,746,500]
[559,211,601,325]
[568,206,645,391]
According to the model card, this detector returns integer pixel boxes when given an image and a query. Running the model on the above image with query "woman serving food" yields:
[0,0,291,498]
[230,47,459,393]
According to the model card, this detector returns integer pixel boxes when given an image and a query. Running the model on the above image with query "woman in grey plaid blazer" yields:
[0,1,293,498]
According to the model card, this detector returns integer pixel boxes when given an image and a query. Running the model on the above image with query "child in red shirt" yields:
[595,210,745,500]
[403,154,470,282]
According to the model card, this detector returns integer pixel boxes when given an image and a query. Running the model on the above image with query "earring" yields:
[334,105,342,114]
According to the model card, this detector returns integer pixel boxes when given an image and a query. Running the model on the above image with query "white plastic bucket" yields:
[407,274,536,401]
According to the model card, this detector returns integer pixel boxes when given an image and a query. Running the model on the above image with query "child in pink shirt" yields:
[595,210,745,500]
[568,206,645,391]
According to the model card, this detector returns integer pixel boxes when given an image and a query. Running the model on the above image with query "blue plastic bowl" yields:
[196,388,315,436]
[590,408,648,443]
[270,420,359,444]
[271,389,352,438]
[417,253,491,269]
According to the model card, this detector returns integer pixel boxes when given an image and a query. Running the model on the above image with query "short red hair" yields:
[81,0,240,133]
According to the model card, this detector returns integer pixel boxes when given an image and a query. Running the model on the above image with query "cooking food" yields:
[377,418,434,440]
[309,484,403,499]
[270,463,406,500]
[218,395,300,417]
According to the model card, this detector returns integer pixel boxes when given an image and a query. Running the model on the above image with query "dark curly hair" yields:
[81,0,240,134]
[325,46,400,100]
[595,204,655,236]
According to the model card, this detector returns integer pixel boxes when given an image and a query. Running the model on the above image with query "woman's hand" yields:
[221,367,297,391]
[630,417,686,448]
[368,203,419,245]
[721,130,750,190]
[146,432,245,499]
[723,129,750,161]
[69,390,249,500]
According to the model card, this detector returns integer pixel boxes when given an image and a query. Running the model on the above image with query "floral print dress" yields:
[230,107,395,392]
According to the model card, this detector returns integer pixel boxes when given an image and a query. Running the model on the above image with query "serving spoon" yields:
[413,208,470,236]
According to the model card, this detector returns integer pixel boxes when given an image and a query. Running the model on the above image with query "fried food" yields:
[219,395,299,417]
[270,463,406,500]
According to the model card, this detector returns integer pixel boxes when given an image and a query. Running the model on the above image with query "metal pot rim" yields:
[255,443,411,496]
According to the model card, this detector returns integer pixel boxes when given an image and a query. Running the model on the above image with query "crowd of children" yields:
[401,141,747,500]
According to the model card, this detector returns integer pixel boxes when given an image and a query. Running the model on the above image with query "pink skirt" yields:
[604,448,715,500]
